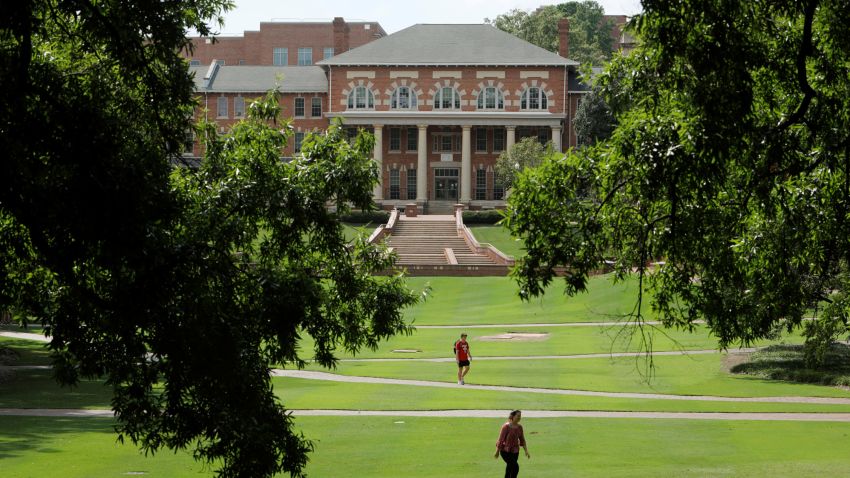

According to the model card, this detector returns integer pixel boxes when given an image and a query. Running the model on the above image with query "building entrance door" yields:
[434,168,459,201]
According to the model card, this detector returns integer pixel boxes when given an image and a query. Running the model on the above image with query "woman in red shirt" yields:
[494,409,531,478]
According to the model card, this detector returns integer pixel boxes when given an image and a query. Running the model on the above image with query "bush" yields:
[802,292,850,367]
[462,210,506,224]
[338,210,390,224]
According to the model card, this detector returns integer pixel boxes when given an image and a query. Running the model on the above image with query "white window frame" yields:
[347,86,374,110]
[434,87,460,110]
[521,87,548,110]
[475,127,488,153]
[234,96,245,117]
[294,132,305,153]
[273,47,288,66]
[323,47,334,59]
[391,86,417,110]
[216,96,228,118]
[311,97,322,117]
[493,128,506,152]
[294,97,305,118]
[389,169,401,199]
[297,48,312,66]
[477,87,504,110]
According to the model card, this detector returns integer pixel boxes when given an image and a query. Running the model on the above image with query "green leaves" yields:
[507,0,850,352]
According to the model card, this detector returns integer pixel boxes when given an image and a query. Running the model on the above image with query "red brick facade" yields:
[184,18,386,66]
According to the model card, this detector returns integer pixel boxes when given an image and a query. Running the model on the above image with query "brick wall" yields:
[184,19,386,66]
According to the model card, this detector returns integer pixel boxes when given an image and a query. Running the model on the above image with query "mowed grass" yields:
[2,415,849,478]
[272,377,850,414]
[467,223,524,258]
[0,416,208,478]
[295,416,850,478]
[296,323,802,360]
[404,274,654,325]
[301,353,850,398]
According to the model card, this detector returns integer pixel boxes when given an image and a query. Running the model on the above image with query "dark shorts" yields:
[457,360,470,367]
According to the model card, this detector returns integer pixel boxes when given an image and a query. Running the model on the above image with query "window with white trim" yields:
[406,128,417,152]
[475,169,487,200]
[297,48,312,66]
[273,48,288,66]
[432,133,460,153]
[323,47,334,59]
[406,169,417,200]
[493,128,505,152]
[311,97,322,117]
[216,96,228,118]
[294,132,305,153]
[389,128,401,152]
[477,87,504,110]
[494,174,505,200]
[294,97,305,118]
[521,87,548,110]
[475,128,487,153]
[347,86,374,109]
[434,87,460,109]
[391,86,417,109]
[389,169,400,199]
[189,59,201,66]
[234,97,245,117]
[182,128,194,155]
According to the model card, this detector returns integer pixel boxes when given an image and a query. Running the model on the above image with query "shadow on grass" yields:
[731,343,850,387]
[0,415,115,460]
[0,369,113,409]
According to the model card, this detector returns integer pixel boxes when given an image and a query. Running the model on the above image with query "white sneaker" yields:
[458,380,462,385]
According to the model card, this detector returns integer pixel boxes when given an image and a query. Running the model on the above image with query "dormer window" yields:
[434,87,461,110]
[521,87,548,110]
[347,86,374,109]
[477,87,504,110]
[391,86,417,109]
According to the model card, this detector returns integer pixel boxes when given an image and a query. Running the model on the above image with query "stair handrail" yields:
[366,208,399,244]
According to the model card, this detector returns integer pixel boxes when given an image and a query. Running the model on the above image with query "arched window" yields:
[347,86,374,109]
[391,86,417,109]
[520,87,548,110]
[477,87,504,110]
[434,87,461,110]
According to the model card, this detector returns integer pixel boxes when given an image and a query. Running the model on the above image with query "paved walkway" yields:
[272,370,850,405]
[0,331,49,342]
[2,407,850,422]
[335,348,755,363]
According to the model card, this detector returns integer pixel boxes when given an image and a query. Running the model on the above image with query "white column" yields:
[461,125,472,203]
[417,124,428,202]
[551,125,562,152]
[506,125,516,150]
[372,124,383,200]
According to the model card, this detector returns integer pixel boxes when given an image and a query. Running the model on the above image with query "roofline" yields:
[195,89,327,94]
[317,62,579,67]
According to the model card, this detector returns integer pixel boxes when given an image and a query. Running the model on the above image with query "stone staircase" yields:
[385,217,498,267]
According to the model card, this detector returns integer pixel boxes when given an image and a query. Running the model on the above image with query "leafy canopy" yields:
[505,0,850,352]
[0,1,417,477]
[486,1,615,65]
[495,136,555,192]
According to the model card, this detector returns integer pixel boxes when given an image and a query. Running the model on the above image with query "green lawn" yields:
[467,223,524,258]
[403,274,655,325]
[295,416,850,478]
[2,272,849,476]
[301,352,850,399]
[296,323,800,360]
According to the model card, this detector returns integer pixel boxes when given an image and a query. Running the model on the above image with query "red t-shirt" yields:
[455,339,470,361]
[496,423,526,453]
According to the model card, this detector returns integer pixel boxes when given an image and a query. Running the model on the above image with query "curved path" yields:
[2,407,850,422]
[272,369,850,405]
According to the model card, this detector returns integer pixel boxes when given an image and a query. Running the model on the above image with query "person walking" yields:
[454,332,471,385]
[494,410,530,478]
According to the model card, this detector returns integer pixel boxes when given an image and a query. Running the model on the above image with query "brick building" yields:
[186,18,589,212]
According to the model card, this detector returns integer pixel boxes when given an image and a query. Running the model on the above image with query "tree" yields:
[504,0,850,352]
[486,1,615,65]
[573,88,617,147]
[495,136,554,192]
[0,2,417,477]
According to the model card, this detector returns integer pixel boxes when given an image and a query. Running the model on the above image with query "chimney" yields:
[333,17,350,54]
[558,18,570,59]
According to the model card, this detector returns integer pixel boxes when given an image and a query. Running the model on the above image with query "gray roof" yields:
[318,24,578,67]
[188,65,327,93]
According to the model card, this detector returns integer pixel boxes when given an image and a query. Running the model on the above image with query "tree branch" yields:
[776,0,818,132]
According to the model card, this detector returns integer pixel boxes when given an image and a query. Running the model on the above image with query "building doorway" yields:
[434,168,459,201]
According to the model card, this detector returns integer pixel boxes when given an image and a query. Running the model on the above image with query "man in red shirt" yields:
[454,333,471,385]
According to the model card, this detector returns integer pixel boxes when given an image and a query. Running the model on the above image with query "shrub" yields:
[462,210,506,224]
[338,210,390,224]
